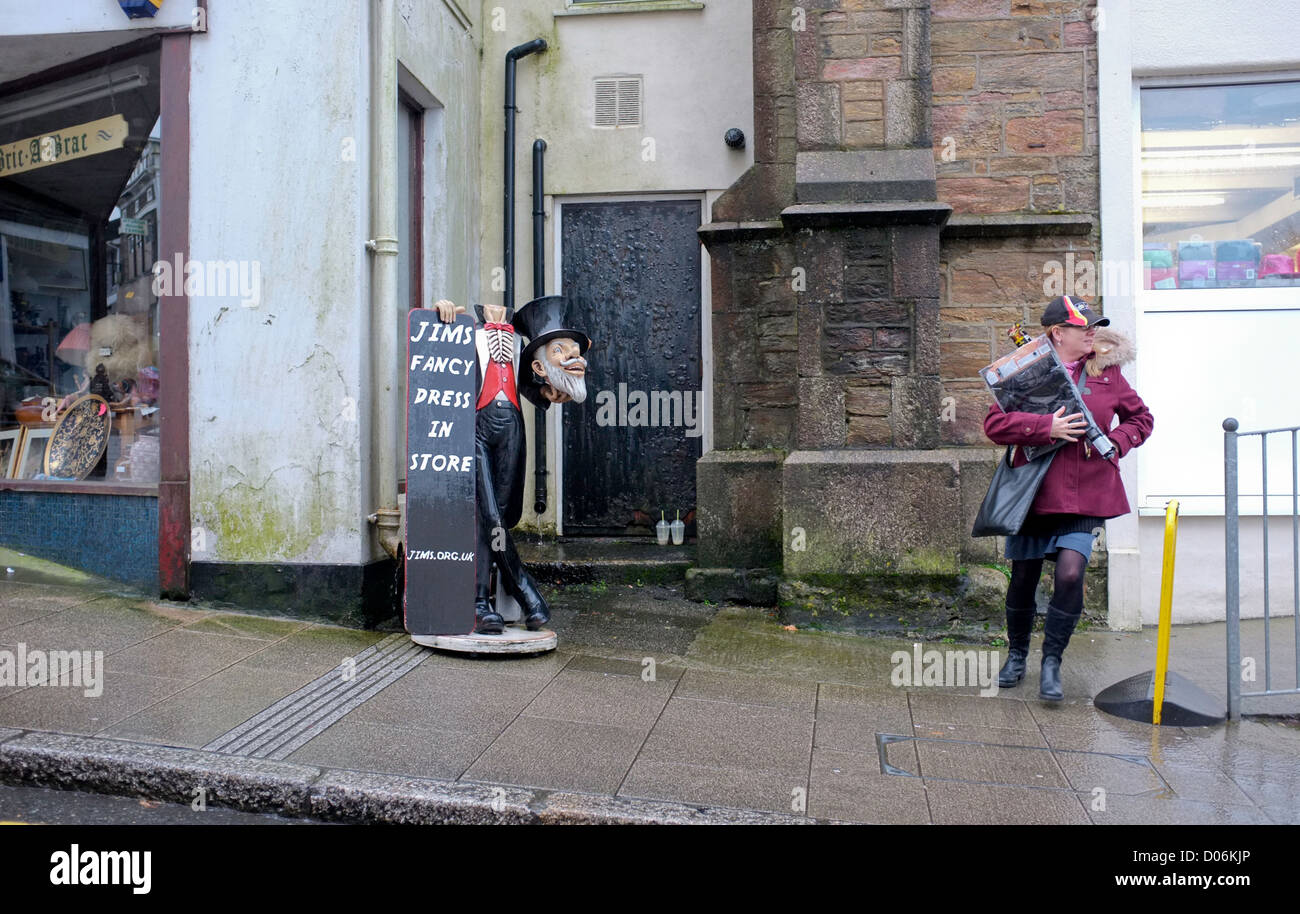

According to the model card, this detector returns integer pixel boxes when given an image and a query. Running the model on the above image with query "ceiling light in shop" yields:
[0,66,149,129]
[1142,146,1300,173]
[1141,193,1226,208]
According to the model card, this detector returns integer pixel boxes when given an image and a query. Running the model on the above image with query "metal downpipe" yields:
[367,0,401,560]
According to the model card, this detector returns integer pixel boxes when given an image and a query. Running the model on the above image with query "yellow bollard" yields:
[1152,500,1179,725]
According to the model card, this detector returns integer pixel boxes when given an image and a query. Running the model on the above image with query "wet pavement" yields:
[0,546,1297,824]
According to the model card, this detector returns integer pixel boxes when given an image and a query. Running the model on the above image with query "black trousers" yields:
[474,399,544,612]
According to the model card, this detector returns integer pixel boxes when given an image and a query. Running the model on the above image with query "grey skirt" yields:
[1004,514,1104,562]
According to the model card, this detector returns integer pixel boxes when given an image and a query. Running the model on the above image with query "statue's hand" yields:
[433,299,465,323]
[541,385,572,404]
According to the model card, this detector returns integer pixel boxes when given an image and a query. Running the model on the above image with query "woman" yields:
[983,295,1153,701]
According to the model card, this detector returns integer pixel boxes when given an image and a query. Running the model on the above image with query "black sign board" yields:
[404,309,478,636]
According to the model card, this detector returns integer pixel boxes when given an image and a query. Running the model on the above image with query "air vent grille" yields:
[594,77,642,127]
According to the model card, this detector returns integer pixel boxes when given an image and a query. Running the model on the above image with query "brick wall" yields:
[932,0,1097,212]
[796,0,930,150]
[708,233,799,450]
[931,0,1101,446]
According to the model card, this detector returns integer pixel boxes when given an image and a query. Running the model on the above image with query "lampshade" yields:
[55,323,91,364]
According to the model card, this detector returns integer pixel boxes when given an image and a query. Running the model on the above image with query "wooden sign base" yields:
[410,626,557,655]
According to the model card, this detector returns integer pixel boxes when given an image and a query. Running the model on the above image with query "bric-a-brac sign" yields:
[0,114,128,177]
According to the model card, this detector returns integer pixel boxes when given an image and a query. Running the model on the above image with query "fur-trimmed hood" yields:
[1089,327,1135,369]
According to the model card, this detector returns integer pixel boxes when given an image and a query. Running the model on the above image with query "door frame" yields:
[550,192,712,535]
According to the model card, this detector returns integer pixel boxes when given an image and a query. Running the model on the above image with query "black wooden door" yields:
[560,200,702,535]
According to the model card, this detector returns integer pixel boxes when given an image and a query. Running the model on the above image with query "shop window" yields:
[0,50,162,486]
[1141,80,1300,291]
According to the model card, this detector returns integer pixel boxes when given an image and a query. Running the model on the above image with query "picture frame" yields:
[14,427,53,479]
[0,427,23,478]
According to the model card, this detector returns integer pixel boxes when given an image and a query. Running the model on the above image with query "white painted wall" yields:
[1098,0,1300,627]
[0,1,197,35]
[478,0,753,532]
[188,0,480,565]
[1130,0,1300,76]
[1140,515,1300,625]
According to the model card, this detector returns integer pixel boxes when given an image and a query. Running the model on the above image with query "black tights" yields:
[1006,549,1088,616]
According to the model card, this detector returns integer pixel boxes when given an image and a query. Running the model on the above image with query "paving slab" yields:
[234,625,389,676]
[807,746,930,824]
[348,662,542,733]
[1087,794,1274,825]
[815,705,909,753]
[0,671,187,735]
[1051,747,1169,796]
[564,653,685,681]
[464,716,646,794]
[909,721,1049,747]
[815,681,914,744]
[100,667,316,748]
[618,757,807,816]
[288,717,494,780]
[519,668,674,730]
[104,629,269,681]
[925,780,1091,825]
[674,668,817,712]
[0,596,202,654]
[915,738,1070,788]
[1037,721,1211,764]
[0,586,102,629]
[1149,758,1258,807]
[908,691,1040,731]
[637,697,814,772]
[181,612,309,641]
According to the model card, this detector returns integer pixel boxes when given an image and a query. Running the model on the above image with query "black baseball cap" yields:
[1040,294,1109,328]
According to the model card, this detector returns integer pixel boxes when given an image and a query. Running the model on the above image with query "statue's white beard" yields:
[542,357,587,403]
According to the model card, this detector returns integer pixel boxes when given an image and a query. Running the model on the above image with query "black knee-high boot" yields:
[998,604,1037,687]
[1039,603,1081,701]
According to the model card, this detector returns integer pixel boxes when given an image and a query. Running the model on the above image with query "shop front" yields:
[0,27,190,592]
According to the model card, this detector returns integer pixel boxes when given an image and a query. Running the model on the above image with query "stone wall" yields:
[932,0,1098,212]
[929,0,1101,444]
[695,0,1104,611]
[706,230,799,450]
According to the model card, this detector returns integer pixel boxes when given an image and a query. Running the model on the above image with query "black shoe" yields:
[998,605,1036,688]
[524,601,550,631]
[1039,656,1063,701]
[509,575,550,631]
[998,649,1027,688]
[1038,603,1080,701]
[474,598,505,635]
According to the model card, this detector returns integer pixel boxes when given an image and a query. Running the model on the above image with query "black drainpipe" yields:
[503,38,546,321]
[532,138,548,515]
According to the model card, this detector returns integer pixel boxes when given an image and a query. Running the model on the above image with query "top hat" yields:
[1040,294,1109,329]
[513,295,592,369]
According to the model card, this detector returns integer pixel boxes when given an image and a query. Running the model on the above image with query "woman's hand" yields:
[1050,406,1088,442]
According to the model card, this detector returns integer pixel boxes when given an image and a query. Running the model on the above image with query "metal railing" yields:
[1223,417,1300,720]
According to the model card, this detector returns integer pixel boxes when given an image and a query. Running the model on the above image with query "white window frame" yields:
[1132,71,1300,516]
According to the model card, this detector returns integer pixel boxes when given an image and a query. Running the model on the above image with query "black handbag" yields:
[971,445,1058,537]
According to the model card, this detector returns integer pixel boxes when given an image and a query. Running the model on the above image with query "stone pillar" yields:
[692,0,1012,606]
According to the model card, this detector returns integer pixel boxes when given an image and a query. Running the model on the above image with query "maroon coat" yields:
[983,351,1153,519]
